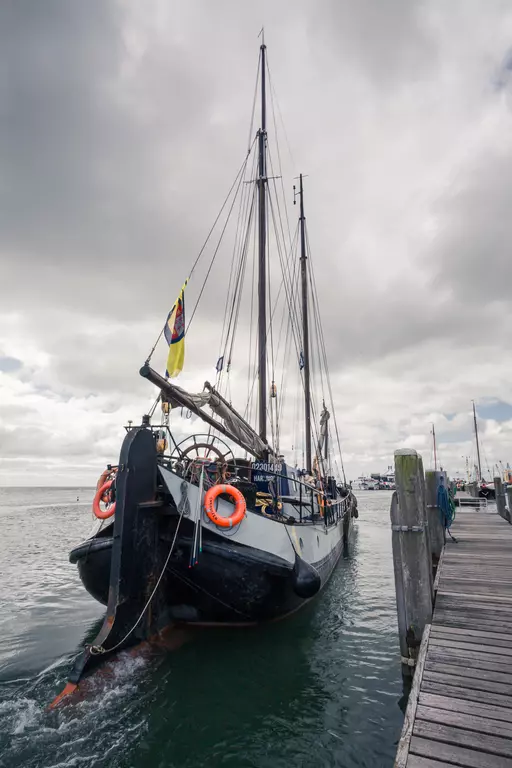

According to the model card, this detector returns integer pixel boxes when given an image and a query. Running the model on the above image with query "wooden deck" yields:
[395,504,512,768]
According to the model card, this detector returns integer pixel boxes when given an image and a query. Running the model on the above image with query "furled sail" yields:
[140,365,272,458]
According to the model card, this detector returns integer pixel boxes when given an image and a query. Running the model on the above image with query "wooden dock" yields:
[395,503,512,768]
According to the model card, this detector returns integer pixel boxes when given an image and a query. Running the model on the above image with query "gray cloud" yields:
[1,0,512,484]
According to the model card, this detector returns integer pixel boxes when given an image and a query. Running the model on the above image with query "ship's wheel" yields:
[171,434,236,487]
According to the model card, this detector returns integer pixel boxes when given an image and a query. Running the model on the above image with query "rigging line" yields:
[267,192,313,416]
[189,134,257,281]
[308,259,327,404]
[276,286,293,422]
[217,143,258,372]
[267,146,293,265]
[247,54,261,153]
[266,193,279,451]
[276,298,295,446]
[242,222,300,420]
[218,185,256,391]
[266,193,324,463]
[242,255,298,424]
[266,71,294,249]
[292,363,301,466]
[305,228,347,484]
[225,188,257,374]
[91,505,187,656]
[267,191,303,358]
[222,195,258,409]
[276,234,300,423]
[187,155,251,336]
[268,184,304,359]
[246,208,258,427]
[145,137,257,365]
[274,224,299,363]
[299,228,333,475]
[265,52,297,174]
[148,393,161,419]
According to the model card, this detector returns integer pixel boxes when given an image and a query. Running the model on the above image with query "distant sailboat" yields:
[472,401,495,499]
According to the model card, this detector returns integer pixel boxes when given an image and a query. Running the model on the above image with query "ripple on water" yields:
[0,488,404,768]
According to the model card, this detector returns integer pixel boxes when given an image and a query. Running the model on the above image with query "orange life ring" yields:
[204,484,246,528]
[96,466,117,490]
[93,480,116,520]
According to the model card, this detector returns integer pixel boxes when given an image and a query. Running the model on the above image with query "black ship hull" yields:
[56,426,356,699]
[70,513,350,625]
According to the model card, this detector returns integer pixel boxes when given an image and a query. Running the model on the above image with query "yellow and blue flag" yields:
[164,280,188,378]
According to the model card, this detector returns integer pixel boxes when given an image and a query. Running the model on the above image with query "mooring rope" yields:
[90,496,188,656]
[437,481,458,543]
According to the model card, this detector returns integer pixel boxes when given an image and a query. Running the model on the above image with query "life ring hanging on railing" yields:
[204,484,246,529]
[96,467,118,502]
[93,479,116,520]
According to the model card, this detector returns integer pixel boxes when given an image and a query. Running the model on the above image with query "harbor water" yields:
[0,488,404,768]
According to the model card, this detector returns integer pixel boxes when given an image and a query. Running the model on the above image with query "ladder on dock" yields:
[395,504,512,768]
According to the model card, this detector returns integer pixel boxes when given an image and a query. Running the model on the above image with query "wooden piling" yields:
[507,486,512,522]
[393,500,512,767]
[391,449,433,675]
[468,481,479,498]
[495,476,507,521]
[424,471,446,569]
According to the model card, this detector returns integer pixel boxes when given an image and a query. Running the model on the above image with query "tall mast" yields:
[432,423,437,471]
[257,40,267,443]
[299,174,312,473]
[473,401,482,482]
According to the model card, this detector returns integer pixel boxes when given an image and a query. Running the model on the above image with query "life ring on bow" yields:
[93,480,116,520]
[96,467,118,502]
[204,484,246,528]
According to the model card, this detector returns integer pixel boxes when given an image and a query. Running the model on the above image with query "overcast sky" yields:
[1,0,512,486]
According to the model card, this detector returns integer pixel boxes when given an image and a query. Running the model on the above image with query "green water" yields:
[0,488,405,767]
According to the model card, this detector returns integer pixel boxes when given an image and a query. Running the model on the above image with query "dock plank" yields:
[419,692,512,724]
[395,506,512,768]
[413,721,512,758]
[407,757,456,768]
[409,735,512,767]
[422,680,512,709]
[415,704,512,739]
[426,653,512,674]
[424,661,512,686]
[430,625,512,644]
[423,670,512,697]
[407,757,459,768]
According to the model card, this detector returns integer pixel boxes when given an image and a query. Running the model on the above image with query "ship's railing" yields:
[456,495,488,509]
[145,423,354,527]
[158,451,352,527]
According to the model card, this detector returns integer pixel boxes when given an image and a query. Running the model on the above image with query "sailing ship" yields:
[471,401,496,499]
[53,41,357,703]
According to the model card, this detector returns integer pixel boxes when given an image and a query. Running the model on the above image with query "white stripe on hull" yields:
[159,466,345,571]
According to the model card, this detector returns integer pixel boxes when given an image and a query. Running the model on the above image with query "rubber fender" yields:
[292,553,321,599]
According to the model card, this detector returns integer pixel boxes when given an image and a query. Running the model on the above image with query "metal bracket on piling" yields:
[391,524,425,533]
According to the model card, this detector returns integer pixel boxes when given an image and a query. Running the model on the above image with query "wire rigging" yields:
[145,136,257,365]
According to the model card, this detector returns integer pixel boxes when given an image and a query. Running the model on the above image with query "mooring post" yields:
[468,481,479,498]
[424,471,446,572]
[507,486,512,523]
[391,449,433,677]
[495,477,507,521]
